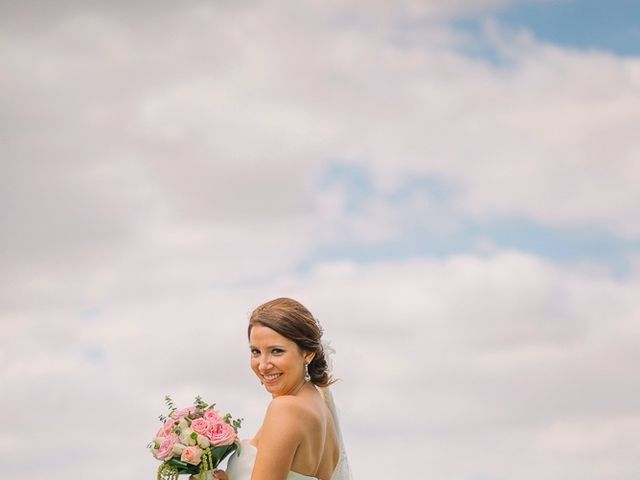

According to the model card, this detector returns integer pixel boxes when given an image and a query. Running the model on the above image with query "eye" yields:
[250,348,260,357]
[271,348,284,355]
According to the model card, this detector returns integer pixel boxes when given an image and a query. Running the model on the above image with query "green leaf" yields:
[208,443,238,465]
[165,459,199,475]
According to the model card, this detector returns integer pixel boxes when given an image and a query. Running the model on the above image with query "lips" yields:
[262,373,282,383]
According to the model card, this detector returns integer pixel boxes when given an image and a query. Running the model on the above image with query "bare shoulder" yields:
[254,395,316,473]
[265,394,316,424]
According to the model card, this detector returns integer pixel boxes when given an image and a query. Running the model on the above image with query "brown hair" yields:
[248,297,335,387]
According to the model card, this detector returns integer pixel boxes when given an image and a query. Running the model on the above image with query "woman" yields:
[214,298,352,480]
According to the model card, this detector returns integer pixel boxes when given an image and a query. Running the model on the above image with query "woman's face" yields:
[249,324,310,397]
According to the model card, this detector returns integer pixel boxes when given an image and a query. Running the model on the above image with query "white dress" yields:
[226,388,352,480]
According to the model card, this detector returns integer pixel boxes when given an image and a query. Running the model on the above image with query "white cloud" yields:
[3,1,639,296]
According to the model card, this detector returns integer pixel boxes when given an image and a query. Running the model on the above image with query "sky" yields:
[1,1,639,479]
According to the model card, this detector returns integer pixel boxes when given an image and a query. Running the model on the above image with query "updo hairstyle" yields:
[248,297,335,387]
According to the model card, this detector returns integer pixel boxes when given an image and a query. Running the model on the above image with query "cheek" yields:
[250,358,259,372]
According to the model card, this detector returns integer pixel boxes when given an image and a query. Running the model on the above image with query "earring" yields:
[304,361,311,382]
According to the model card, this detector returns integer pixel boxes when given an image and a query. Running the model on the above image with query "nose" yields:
[257,355,272,372]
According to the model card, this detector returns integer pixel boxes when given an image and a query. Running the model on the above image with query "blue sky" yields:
[498,0,640,56]
[461,0,640,56]
[451,0,640,67]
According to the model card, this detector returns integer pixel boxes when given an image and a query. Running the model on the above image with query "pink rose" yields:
[156,420,176,438]
[191,418,209,436]
[155,433,179,461]
[203,409,221,423]
[181,446,203,466]
[207,422,236,446]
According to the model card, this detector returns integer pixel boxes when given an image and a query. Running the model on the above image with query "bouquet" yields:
[149,395,242,480]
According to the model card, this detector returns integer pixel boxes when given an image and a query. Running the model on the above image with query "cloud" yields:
[1,1,639,479]
[3,1,639,297]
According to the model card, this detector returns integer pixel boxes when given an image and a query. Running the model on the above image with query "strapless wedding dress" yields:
[226,440,318,479]
[226,440,350,480]
[225,388,352,480]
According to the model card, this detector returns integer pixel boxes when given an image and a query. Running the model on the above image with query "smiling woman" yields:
[250,324,315,396]
[248,298,335,391]
[212,298,352,480]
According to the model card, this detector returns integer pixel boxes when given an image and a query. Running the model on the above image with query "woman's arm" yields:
[251,396,306,480]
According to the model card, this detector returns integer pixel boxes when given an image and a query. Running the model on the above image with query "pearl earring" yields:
[304,361,311,382]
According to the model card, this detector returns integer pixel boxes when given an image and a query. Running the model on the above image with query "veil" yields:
[319,341,353,480]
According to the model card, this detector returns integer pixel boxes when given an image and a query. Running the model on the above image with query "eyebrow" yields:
[249,344,286,349]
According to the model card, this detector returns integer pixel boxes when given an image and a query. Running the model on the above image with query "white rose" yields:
[180,428,197,446]
[172,443,185,456]
[197,434,211,448]
[178,418,189,430]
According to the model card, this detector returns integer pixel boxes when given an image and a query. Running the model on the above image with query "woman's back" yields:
[252,386,340,479]
[226,386,344,480]
[288,387,339,479]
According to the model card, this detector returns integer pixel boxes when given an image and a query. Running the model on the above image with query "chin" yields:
[265,382,288,396]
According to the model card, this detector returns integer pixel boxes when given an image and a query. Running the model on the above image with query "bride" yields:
[212,298,352,480]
